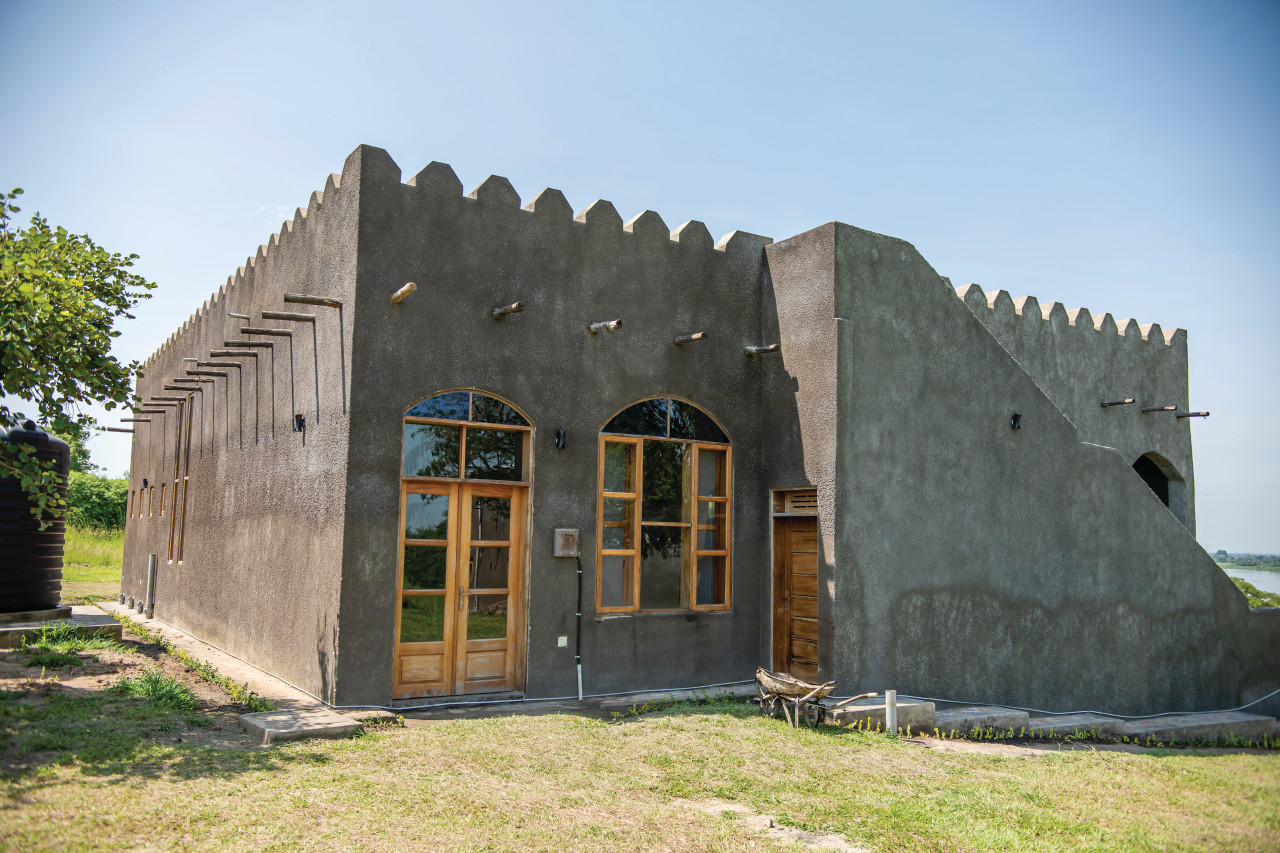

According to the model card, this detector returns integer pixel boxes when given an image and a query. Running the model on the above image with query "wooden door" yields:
[394,482,526,698]
[773,517,819,681]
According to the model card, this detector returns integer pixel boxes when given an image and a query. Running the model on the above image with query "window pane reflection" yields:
[403,545,447,590]
[640,527,687,610]
[696,555,727,606]
[601,555,632,608]
[403,423,461,478]
[470,496,511,541]
[603,442,636,493]
[472,394,529,426]
[406,391,470,421]
[400,596,445,642]
[697,449,725,497]
[670,399,727,443]
[466,594,508,640]
[465,428,523,481]
[468,546,509,590]
[604,398,668,437]
[642,440,689,523]
[405,493,450,540]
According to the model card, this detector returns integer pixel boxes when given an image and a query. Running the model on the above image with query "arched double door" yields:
[395,391,530,699]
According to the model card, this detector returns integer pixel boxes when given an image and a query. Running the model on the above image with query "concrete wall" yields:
[823,222,1280,715]
[330,146,775,705]
[122,167,358,701]
[959,284,1197,532]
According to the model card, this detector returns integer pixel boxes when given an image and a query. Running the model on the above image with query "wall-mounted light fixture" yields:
[1010,413,1022,430]
[555,429,566,450]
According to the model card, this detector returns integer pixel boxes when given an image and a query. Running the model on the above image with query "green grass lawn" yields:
[60,526,124,605]
[1,699,1277,852]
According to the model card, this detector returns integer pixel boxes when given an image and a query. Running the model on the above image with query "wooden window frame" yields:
[597,424,732,615]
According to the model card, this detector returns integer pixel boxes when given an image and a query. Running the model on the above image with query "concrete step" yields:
[240,708,363,745]
[1122,711,1277,744]
[822,697,936,733]
[0,606,122,649]
[1026,713,1125,738]
[933,705,1029,736]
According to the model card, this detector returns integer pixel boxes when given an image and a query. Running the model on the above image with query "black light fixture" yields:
[555,429,566,450]
[1010,413,1022,430]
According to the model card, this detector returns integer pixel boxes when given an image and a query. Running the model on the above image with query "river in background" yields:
[1220,566,1280,596]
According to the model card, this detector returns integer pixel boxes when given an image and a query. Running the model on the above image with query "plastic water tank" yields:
[0,420,70,613]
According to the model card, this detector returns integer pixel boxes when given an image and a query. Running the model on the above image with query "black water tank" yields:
[0,421,70,613]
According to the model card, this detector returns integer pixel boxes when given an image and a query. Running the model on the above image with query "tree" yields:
[0,188,155,523]
[55,429,100,474]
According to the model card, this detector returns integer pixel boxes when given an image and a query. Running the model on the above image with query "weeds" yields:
[109,671,199,712]
[114,613,274,713]
[20,621,123,655]
[22,651,86,669]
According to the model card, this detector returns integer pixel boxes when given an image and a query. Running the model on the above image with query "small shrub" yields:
[110,671,198,712]
[65,471,128,531]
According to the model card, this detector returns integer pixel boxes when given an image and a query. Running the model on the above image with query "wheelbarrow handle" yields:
[829,691,878,709]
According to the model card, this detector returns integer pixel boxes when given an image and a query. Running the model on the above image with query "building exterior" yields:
[120,145,1279,713]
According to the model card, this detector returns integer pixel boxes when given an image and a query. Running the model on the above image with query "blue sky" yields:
[3,0,1277,550]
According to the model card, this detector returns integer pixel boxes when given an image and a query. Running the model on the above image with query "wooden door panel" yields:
[396,480,527,700]
[791,595,818,621]
[400,652,443,684]
[464,649,507,682]
[790,660,818,682]
[790,616,819,642]
[790,637,818,662]
[774,516,820,681]
[791,573,818,598]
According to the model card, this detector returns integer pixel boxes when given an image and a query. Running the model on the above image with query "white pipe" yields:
[885,689,898,735]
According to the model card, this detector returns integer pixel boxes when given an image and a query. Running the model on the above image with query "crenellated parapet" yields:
[953,282,1185,349]
[142,146,770,372]
[141,173,347,373]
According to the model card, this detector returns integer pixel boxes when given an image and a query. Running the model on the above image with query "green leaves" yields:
[0,187,155,526]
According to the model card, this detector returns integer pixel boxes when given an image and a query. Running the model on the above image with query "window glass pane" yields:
[466,594,508,640]
[470,496,511,541]
[403,423,461,478]
[600,555,632,608]
[604,398,668,437]
[603,498,634,550]
[406,493,450,539]
[696,555,727,606]
[640,526,688,610]
[472,394,529,426]
[642,440,689,523]
[465,428,523,480]
[400,595,445,642]
[697,526,723,551]
[603,442,636,493]
[698,501,725,526]
[406,391,470,420]
[403,545,447,590]
[670,400,727,443]
[697,448,726,497]
[468,546,509,590]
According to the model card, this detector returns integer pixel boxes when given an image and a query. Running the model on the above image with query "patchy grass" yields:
[2,698,1277,852]
[114,614,273,713]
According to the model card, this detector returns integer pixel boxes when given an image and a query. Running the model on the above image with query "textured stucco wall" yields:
[758,227,839,673]
[330,146,774,705]
[825,222,1279,715]
[959,285,1198,533]
[121,168,357,701]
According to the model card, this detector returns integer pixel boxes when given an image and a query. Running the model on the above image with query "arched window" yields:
[1132,451,1187,527]
[403,390,530,482]
[598,397,731,613]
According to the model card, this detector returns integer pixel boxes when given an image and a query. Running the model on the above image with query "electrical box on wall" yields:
[553,528,580,557]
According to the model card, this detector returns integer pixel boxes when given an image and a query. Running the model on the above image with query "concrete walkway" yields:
[96,601,323,712]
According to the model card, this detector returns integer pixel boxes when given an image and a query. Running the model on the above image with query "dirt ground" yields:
[0,628,264,769]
